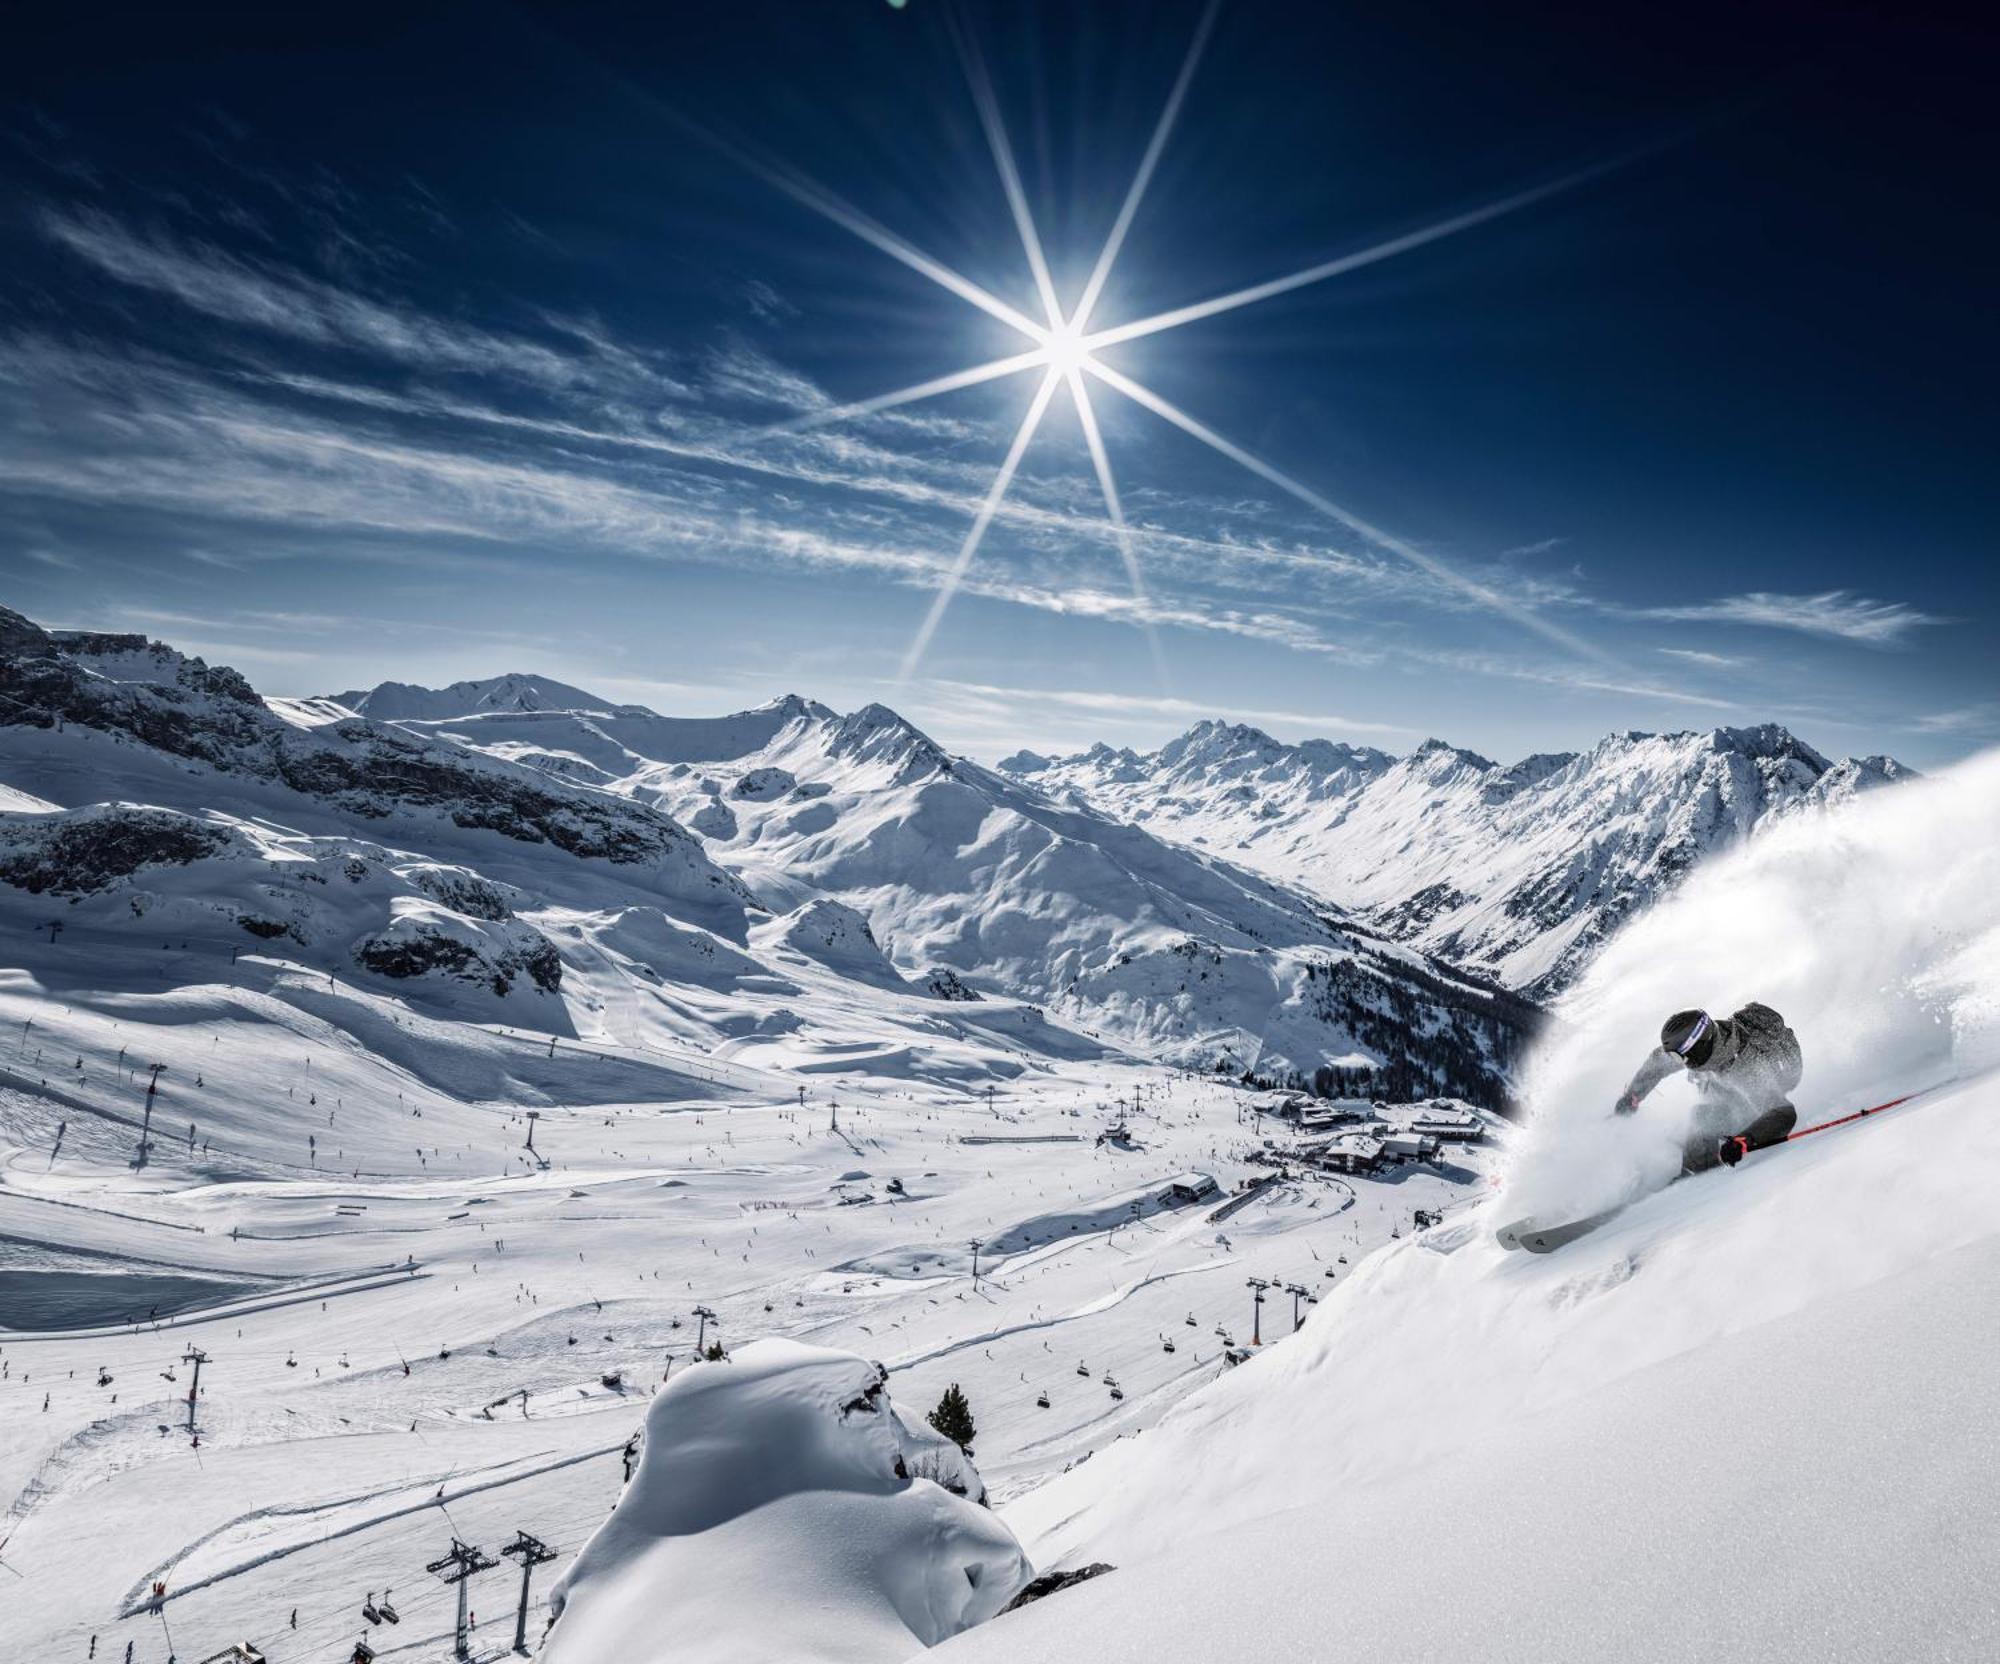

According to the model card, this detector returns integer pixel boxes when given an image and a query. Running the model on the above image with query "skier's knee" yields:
[1746,1104,1797,1149]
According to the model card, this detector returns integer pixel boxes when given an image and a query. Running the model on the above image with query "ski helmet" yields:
[1661,1009,1715,1065]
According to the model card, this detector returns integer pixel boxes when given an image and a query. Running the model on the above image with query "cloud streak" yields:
[1637,589,1945,645]
[42,207,625,389]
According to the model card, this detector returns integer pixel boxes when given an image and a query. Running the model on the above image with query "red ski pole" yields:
[1781,1090,1925,1143]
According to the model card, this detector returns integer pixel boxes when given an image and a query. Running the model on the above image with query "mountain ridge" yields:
[1006,716,1913,994]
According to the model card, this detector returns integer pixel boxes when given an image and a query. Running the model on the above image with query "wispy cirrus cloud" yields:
[922,678,1416,741]
[1908,704,2000,736]
[41,207,621,389]
[1635,589,1945,646]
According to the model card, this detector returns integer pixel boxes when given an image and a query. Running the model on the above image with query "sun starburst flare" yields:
[747,0,1628,680]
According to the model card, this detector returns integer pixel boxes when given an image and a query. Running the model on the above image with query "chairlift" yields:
[1076,1362,1090,1377]
[1036,1391,1050,1408]
[1162,1338,1176,1354]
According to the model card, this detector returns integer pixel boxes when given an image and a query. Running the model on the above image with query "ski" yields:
[1515,1205,1632,1253]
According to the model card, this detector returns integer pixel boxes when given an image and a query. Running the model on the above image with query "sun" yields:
[746,0,1626,683]
[1041,324,1092,378]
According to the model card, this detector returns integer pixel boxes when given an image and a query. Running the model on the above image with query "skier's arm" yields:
[1614,1047,1679,1115]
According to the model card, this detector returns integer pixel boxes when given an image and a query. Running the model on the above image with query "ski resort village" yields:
[5,1,1997,1659]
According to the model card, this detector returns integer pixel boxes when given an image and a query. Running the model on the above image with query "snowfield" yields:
[1,608,1992,1664]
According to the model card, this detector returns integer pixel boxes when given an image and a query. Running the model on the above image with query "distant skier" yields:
[1616,1004,1802,1172]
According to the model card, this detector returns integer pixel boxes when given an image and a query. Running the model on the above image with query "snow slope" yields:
[1011,720,1912,994]
[942,748,2000,1663]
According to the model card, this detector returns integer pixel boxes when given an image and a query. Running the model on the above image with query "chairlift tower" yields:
[500,1530,558,1655]
[426,1538,498,1660]
[692,1304,718,1353]
[1246,1278,1271,1345]
[1283,1282,1315,1331]
[181,1345,209,1436]
[136,1062,167,1166]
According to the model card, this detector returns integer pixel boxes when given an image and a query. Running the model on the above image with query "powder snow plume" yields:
[1501,746,2000,1223]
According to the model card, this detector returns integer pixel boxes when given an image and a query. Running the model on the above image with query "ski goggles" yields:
[1673,1013,1713,1056]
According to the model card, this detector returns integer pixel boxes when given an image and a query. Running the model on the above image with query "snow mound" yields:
[546,1341,1029,1664]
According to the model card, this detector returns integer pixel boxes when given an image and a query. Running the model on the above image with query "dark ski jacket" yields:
[1619,1002,1803,1130]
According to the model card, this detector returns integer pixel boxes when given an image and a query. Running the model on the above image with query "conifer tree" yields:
[927,1382,976,1451]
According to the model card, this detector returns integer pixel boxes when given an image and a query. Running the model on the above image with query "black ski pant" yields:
[1682,1103,1797,1175]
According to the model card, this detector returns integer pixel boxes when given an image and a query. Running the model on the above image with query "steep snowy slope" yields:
[940,748,1999,1664]
[1012,720,1912,994]
[416,687,1539,1105]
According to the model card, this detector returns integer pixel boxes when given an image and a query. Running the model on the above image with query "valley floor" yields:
[0,979,1492,1664]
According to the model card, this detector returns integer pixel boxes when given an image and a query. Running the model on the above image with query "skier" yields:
[1616,1004,1802,1172]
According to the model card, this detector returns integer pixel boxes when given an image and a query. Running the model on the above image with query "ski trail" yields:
[119,1439,627,1613]
[885,1255,1239,1371]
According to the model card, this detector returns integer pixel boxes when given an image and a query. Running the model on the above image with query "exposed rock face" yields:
[0,606,752,931]
[1002,1562,1116,1613]
[0,805,228,895]
[927,967,982,1002]
[353,920,563,996]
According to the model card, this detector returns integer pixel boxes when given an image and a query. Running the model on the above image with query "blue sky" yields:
[3,0,1995,766]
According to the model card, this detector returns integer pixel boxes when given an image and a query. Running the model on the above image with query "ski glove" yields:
[1717,1134,1751,1168]
[1613,1092,1641,1116]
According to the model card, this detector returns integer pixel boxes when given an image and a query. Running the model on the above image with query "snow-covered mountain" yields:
[0,610,1533,1109]
[364,679,1537,1103]
[1007,719,1913,994]
[328,671,646,723]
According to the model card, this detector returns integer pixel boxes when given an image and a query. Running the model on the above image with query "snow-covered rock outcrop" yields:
[546,1341,1029,1664]
[769,898,910,992]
